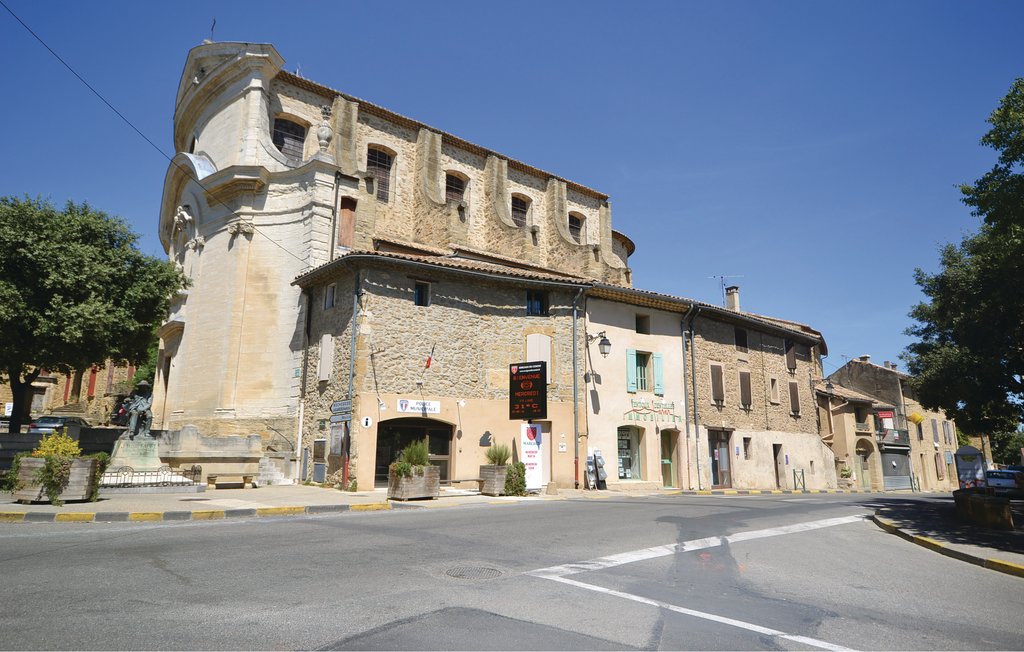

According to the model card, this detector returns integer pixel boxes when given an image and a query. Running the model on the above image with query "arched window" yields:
[272,118,306,159]
[511,195,530,228]
[367,146,393,202]
[445,173,466,202]
[568,212,585,244]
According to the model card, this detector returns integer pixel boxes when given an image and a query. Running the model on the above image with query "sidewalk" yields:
[871,498,1024,579]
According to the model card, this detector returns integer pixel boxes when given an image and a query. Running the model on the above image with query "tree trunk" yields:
[5,367,39,434]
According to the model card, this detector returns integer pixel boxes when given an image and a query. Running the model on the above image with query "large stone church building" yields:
[155,41,837,491]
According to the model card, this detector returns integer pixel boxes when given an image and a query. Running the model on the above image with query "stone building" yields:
[585,285,837,491]
[1,361,134,427]
[826,356,959,492]
[153,41,630,477]
[815,381,891,491]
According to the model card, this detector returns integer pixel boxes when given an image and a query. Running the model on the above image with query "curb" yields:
[672,489,872,496]
[871,513,1024,579]
[0,502,397,523]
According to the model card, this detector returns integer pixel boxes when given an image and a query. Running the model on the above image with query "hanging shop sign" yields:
[509,362,547,420]
[397,399,441,414]
[521,423,543,491]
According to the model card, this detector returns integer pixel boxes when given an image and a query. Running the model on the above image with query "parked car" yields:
[985,469,1024,498]
[25,416,90,438]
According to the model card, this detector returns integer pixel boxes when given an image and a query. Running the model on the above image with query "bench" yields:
[206,474,255,489]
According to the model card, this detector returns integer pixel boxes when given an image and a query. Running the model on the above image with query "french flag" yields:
[425,344,435,369]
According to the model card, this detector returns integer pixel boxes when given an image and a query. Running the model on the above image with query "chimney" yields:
[858,355,871,363]
[883,360,891,369]
[725,285,740,311]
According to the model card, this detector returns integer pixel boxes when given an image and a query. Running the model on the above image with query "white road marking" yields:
[527,514,867,652]
[547,575,854,652]
[529,514,867,578]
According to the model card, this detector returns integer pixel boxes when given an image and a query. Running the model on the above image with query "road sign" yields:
[330,413,352,423]
[331,399,353,414]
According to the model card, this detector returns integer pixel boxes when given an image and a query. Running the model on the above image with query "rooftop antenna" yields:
[209,18,216,42]
[709,274,744,307]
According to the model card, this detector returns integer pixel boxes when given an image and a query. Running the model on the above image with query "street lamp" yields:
[587,331,612,357]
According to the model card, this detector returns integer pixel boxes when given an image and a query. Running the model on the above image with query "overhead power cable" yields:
[0,0,307,265]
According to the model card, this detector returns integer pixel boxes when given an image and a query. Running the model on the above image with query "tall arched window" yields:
[511,195,530,228]
[445,173,466,202]
[568,212,585,244]
[367,147,393,201]
[272,118,306,159]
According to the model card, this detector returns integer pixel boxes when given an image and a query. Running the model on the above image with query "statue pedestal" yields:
[108,438,163,472]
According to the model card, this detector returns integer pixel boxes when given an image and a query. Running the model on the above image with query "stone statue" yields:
[121,381,154,440]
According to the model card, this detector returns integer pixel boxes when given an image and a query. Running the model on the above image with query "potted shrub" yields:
[479,443,511,496]
[387,439,439,500]
[9,430,109,505]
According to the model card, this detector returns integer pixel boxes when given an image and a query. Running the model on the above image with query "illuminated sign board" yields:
[509,361,547,420]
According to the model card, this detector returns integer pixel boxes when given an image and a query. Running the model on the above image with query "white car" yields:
[985,470,1024,498]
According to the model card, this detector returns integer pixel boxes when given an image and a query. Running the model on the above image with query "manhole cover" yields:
[445,566,502,580]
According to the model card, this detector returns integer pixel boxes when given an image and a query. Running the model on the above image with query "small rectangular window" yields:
[710,364,725,404]
[568,213,584,244]
[769,377,779,404]
[917,422,924,440]
[931,418,939,443]
[273,118,306,159]
[367,147,393,202]
[739,371,752,408]
[789,381,801,415]
[526,290,548,316]
[735,328,748,353]
[635,314,650,334]
[635,353,651,392]
[743,437,752,460]
[324,284,336,310]
[785,339,797,371]
[414,281,430,307]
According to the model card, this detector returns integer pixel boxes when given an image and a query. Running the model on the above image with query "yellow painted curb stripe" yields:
[351,503,391,512]
[696,490,712,495]
[747,490,762,494]
[769,490,783,494]
[128,512,163,521]
[55,513,95,522]
[191,510,225,520]
[0,512,27,522]
[984,559,1024,578]
[912,535,946,552]
[256,506,305,517]
[723,490,738,495]
[663,490,683,495]
[487,500,518,505]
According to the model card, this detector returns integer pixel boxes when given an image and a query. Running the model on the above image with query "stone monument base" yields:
[107,437,163,472]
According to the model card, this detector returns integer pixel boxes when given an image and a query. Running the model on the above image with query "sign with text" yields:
[509,361,547,420]
[397,399,440,414]
[521,423,543,491]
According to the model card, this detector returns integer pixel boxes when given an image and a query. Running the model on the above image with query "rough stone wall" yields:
[690,317,819,436]
[299,262,583,487]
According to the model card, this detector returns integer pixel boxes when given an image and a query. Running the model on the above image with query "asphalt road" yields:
[0,494,1020,650]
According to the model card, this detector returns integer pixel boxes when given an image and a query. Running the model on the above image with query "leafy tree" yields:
[0,197,185,433]
[904,79,1024,436]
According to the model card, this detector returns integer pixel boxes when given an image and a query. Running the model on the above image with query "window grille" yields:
[367,148,393,201]
[445,174,465,202]
[568,213,584,243]
[511,196,529,228]
[526,290,548,316]
[272,119,306,159]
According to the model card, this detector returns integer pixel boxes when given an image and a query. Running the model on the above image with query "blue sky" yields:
[1,0,1021,375]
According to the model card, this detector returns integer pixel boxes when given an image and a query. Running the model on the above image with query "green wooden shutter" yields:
[626,349,637,393]
[653,353,664,395]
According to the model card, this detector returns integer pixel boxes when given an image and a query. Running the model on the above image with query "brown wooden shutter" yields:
[739,371,752,407]
[785,339,797,371]
[789,381,800,414]
[711,365,725,403]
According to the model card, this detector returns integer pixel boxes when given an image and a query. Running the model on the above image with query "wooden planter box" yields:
[14,457,100,504]
[479,464,507,496]
[387,465,440,500]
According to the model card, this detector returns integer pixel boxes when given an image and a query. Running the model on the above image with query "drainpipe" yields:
[685,306,703,490]
[572,288,585,489]
[680,306,695,490]
[345,271,361,487]
[295,289,314,482]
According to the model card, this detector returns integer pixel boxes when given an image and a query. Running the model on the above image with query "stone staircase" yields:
[257,455,293,486]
